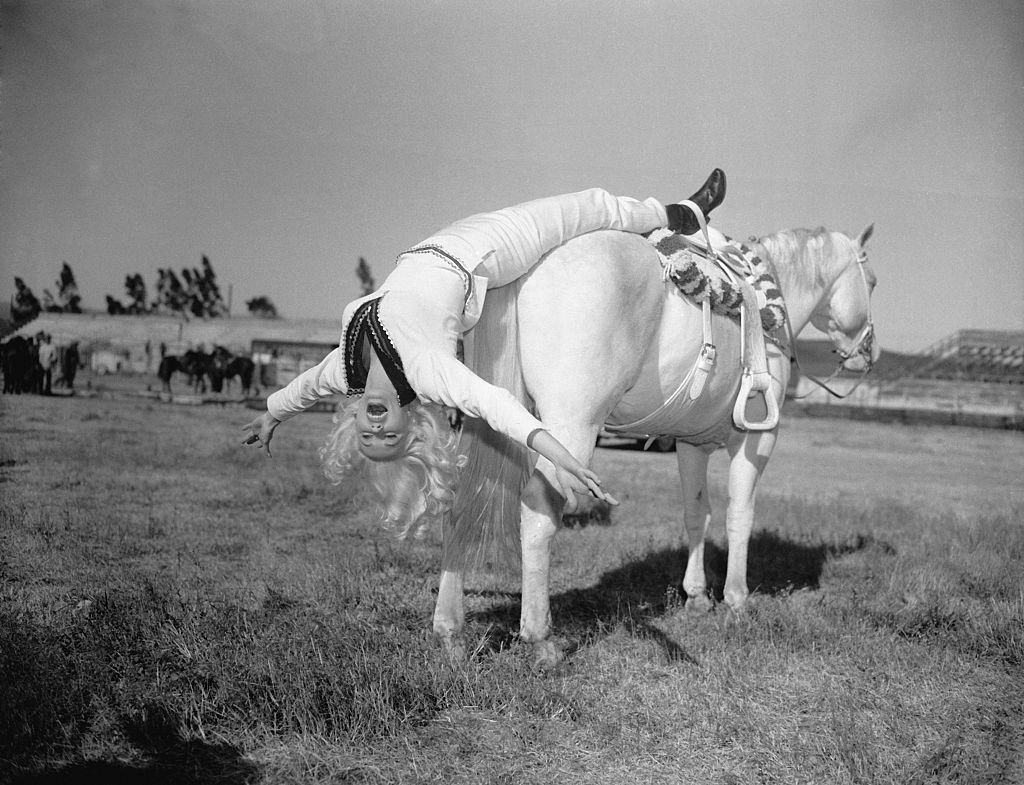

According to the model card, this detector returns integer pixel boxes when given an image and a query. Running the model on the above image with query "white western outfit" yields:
[266,189,669,446]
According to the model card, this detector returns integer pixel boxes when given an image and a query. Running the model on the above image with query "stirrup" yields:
[733,368,780,431]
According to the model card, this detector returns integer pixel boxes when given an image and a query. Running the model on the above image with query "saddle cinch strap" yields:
[677,200,779,432]
[604,291,719,448]
[688,298,716,401]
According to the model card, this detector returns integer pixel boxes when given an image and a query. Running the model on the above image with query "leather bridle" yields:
[777,248,876,400]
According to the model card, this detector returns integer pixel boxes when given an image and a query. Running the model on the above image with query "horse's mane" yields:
[754,227,840,290]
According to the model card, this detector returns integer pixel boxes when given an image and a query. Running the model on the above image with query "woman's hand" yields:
[242,412,281,457]
[528,429,619,508]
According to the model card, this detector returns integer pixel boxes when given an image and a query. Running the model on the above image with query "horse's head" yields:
[809,224,879,372]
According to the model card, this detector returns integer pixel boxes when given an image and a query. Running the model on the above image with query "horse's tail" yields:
[445,280,533,574]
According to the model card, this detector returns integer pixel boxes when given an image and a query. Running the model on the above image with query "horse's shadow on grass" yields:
[8,703,258,785]
[468,529,888,664]
[1,615,258,785]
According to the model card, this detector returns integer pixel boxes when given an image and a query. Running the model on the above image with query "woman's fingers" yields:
[589,484,619,506]
[589,483,619,506]
[590,481,618,506]
[571,468,619,507]
[241,420,273,456]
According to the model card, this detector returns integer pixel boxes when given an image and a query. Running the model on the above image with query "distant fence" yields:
[787,401,1023,430]
[790,378,1024,430]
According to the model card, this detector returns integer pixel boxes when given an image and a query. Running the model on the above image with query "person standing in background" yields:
[37,333,57,396]
[58,341,81,391]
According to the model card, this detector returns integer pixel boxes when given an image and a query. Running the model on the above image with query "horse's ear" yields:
[856,223,874,248]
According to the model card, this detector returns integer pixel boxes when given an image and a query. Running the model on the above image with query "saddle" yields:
[646,203,786,433]
[647,227,786,334]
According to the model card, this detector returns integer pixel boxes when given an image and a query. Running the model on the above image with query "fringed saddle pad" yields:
[648,228,786,333]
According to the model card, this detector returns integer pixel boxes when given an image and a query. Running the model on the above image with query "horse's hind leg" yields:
[676,442,714,612]
[723,429,778,611]
[432,566,466,661]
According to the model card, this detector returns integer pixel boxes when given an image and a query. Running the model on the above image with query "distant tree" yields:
[57,262,82,313]
[180,269,199,316]
[42,289,62,312]
[105,295,127,315]
[165,269,187,313]
[356,257,376,296]
[152,269,167,311]
[124,273,148,314]
[246,296,278,318]
[11,277,41,324]
[201,255,226,316]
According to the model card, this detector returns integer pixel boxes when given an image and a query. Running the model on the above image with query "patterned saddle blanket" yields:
[647,228,787,333]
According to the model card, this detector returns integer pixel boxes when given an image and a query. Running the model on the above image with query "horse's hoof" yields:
[720,600,751,629]
[684,593,714,614]
[723,592,751,616]
[437,634,467,664]
[532,639,564,671]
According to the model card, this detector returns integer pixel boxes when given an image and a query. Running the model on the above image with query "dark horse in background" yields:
[192,347,231,393]
[158,349,223,393]
[223,356,256,397]
[157,355,187,394]
[158,346,252,395]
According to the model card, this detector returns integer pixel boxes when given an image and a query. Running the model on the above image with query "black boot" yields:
[666,168,727,235]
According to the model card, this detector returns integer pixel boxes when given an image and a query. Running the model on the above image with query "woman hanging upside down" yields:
[243,169,727,537]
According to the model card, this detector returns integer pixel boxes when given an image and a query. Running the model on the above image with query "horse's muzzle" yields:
[838,321,877,373]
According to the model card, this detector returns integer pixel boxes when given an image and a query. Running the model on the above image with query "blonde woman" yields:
[243,171,726,536]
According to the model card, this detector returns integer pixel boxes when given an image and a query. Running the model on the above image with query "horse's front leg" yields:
[723,428,777,611]
[519,424,599,669]
[676,442,713,612]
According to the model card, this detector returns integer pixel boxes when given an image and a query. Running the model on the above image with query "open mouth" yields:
[365,402,389,420]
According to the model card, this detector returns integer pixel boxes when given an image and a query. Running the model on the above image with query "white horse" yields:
[433,222,877,666]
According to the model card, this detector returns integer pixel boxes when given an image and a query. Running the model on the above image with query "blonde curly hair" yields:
[319,398,466,539]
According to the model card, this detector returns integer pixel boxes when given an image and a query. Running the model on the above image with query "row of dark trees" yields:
[106,255,227,318]
[9,257,281,326]
[9,253,379,328]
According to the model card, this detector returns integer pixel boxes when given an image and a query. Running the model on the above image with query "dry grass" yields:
[0,392,1022,784]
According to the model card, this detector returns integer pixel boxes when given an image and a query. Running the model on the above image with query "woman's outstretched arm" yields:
[265,347,348,422]
[242,348,347,457]
[527,428,619,507]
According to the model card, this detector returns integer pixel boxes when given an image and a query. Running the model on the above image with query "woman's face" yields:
[354,388,412,461]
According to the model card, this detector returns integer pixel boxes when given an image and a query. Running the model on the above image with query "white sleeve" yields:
[265,347,348,422]
[405,349,544,446]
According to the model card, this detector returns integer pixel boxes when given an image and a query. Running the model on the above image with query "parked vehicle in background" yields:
[598,429,676,452]
[90,348,128,375]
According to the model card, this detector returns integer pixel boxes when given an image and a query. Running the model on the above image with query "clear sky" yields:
[2,0,1021,351]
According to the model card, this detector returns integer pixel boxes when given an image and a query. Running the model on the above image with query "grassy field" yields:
[0,391,1022,784]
